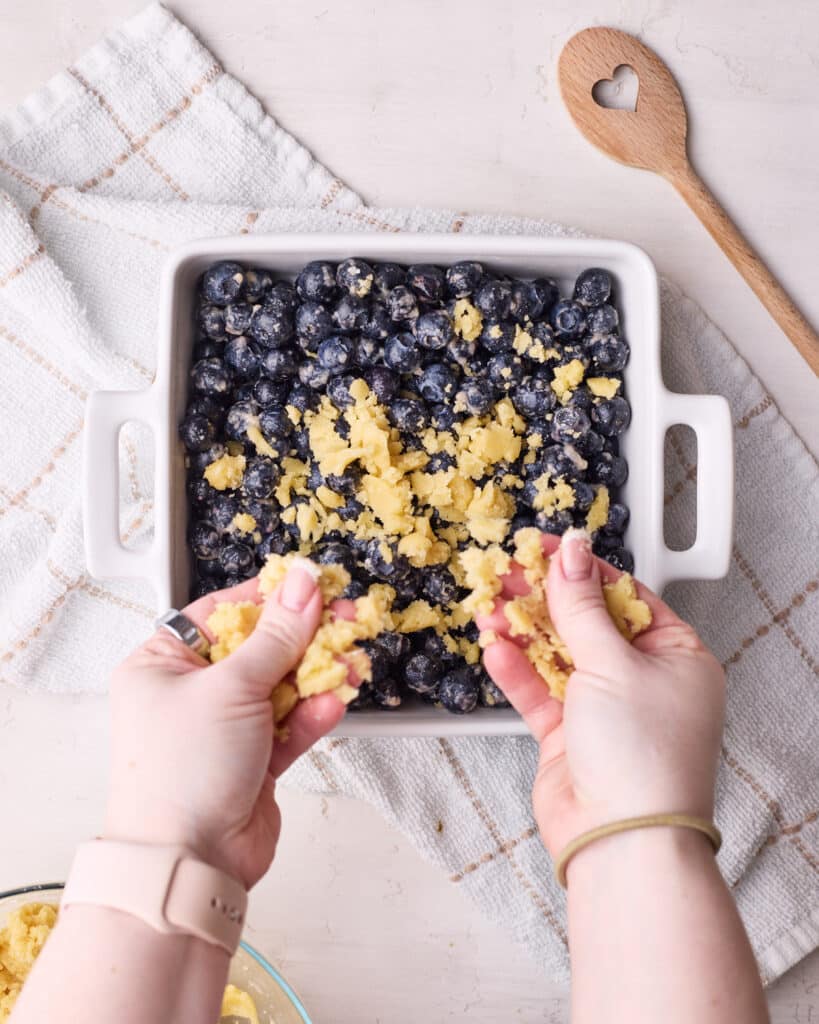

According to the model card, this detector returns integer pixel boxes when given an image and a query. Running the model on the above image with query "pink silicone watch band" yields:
[62,841,247,955]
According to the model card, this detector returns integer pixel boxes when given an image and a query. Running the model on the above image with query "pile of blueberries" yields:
[180,257,632,714]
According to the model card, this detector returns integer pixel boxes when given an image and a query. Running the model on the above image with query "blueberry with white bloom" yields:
[574,268,612,307]
[202,261,245,305]
[296,261,337,304]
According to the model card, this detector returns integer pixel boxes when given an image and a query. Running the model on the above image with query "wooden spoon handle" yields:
[667,161,819,376]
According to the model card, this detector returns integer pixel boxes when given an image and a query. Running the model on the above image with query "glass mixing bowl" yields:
[0,884,311,1024]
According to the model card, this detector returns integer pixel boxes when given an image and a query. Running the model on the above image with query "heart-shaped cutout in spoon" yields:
[591,63,639,112]
[558,26,819,375]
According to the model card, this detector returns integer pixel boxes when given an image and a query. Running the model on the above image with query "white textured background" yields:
[1,1,817,1021]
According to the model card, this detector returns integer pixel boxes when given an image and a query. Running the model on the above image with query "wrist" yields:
[565,818,719,890]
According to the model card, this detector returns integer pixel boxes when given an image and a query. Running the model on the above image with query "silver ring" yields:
[155,609,210,657]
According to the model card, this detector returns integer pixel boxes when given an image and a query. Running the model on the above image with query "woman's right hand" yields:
[477,529,726,862]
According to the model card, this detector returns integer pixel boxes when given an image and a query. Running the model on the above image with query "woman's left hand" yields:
[104,563,348,889]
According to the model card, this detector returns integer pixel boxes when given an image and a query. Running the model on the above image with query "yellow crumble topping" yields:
[462,527,651,700]
[451,298,483,341]
[203,452,246,490]
[550,359,586,404]
[587,377,621,399]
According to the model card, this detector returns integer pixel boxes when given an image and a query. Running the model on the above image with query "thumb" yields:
[218,560,325,695]
[546,528,629,673]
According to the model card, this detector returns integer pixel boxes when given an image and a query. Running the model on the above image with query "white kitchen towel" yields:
[0,3,816,986]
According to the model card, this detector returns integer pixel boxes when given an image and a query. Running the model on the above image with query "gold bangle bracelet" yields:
[554,814,722,888]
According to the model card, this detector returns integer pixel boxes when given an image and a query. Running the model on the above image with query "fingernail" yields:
[560,528,592,581]
[281,566,317,611]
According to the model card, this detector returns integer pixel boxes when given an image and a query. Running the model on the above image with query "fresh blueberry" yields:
[243,497,279,535]
[487,353,525,390]
[223,336,261,379]
[188,476,215,507]
[296,261,337,304]
[565,385,592,412]
[574,268,612,307]
[295,301,333,345]
[605,546,634,573]
[445,261,483,298]
[532,278,561,313]
[287,383,319,414]
[607,501,630,533]
[589,335,629,372]
[316,541,357,575]
[430,403,457,431]
[179,413,216,452]
[426,451,456,473]
[198,303,227,339]
[509,280,546,322]
[326,373,357,409]
[479,320,516,353]
[550,300,587,340]
[458,379,497,416]
[187,396,225,426]
[258,348,296,381]
[220,540,255,575]
[478,670,509,708]
[591,396,631,437]
[196,557,225,579]
[448,335,478,370]
[242,458,279,499]
[188,520,220,559]
[419,362,459,403]
[586,304,620,335]
[589,451,628,488]
[416,629,457,664]
[352,335,379,368]
[403,653,438,695]
[421,567,459,605]
[187,443,225,474]
[550,405,591,445]
[384,332,422,373]
[336,258,375,297]
[537,444,580,480]
[474,278,512,320]
[406,264,445,304]
[225,400,258,440]
[191,577,223,598]
[259,407,293,443]
[224,302,254,336]
[307,462,324,492]
[371,677,402,710]
[190,357,231,397]
[373,262,406,296]
[250,298,294,348]
[438,667,479,714]
[363,540,411,582]
[375,631,412,662]
[290,427,312,458]
[332,294,369,333]
[243,268,274,303]
[202,261,245,305]
[299,359,331,390]
[233,383,255,403]
[389,399,429,433]
[535,508,574,534]
[325,466,361,496]
[209,493,241,531]
[337,497,365,522]
[257,530,293,561]
[317,334,356,374]
[193,339,224,361]
[360,303,392,341]
[510,376,554,419]
[572,480,596,511]
[530,319,558,350]
[415,310,453,350]
[387,285,420,323]
[342,579,368,600]
[366,365,400,403]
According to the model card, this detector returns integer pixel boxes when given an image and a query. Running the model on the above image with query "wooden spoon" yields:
[558,27,819,376]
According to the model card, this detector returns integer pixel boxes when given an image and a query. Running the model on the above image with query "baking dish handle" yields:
[656,392,734,589]
[83,388,158,580]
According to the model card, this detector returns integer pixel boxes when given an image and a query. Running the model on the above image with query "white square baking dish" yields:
[83,234,733,736]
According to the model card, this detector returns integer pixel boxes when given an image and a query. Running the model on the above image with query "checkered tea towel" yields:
[0,3,816,985]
